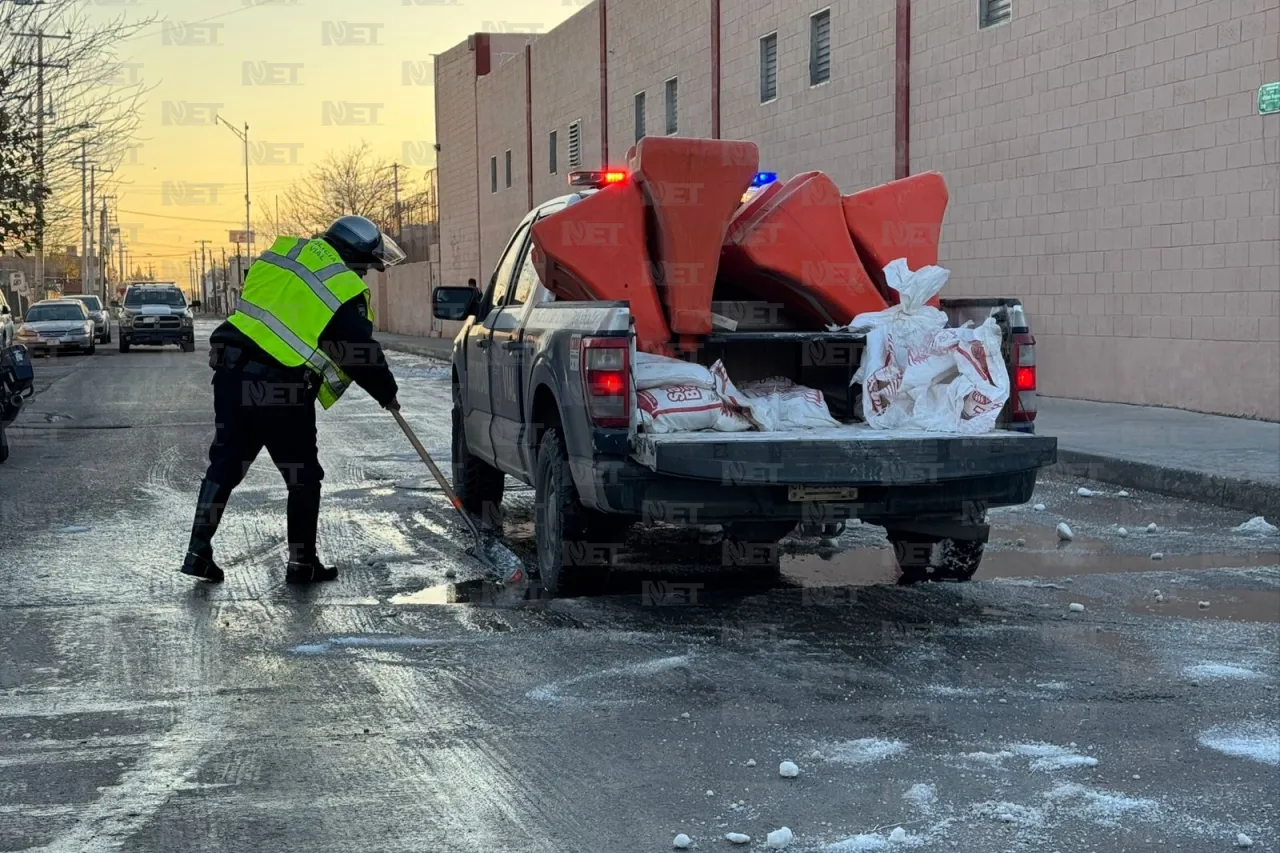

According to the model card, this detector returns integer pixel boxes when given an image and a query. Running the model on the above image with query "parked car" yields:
[0,289,13,349]
[67,294,112,343]
[0,342,35,463]
[116,283,196,353]
[13,299,96,356]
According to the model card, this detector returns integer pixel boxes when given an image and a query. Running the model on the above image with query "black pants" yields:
[188,367,325,563]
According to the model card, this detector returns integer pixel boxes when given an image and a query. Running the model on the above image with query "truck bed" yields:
[631,425,1056,486]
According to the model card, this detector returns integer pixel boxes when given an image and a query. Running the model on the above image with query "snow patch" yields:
[525,654,691,704]
[1234,516,1277,535]
[824,834,887,852]
[725,833,751,844]
[903,783,937,810]
[821,738,908,765]
[1198,723,1280,766]
[766,827,794,849]
[1012,742,1099,771]
[1044,782,1159,824]
[925,684,983,698]
[1076,487,1095,497]
[958,750,1014,766]
[1184,664,1263,681]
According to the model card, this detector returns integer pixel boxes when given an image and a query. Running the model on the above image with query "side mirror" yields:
[433,286,479,321]
[0,306,9,315]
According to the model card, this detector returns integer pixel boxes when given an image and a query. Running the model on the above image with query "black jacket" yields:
[210,296,399,407]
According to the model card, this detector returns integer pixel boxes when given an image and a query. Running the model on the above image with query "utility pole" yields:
[88,164,113,298]
[221,247,228,315]
[216,115,253,260]
[392,163,403,237]
[12,28,71,297]
[78,141,88,293]
[195,240,211,307]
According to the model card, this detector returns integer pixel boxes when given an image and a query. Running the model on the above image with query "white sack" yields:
[850,258,1009,434]
[637,385,723,433]
[634,352,715,391]
[710,364,839,432]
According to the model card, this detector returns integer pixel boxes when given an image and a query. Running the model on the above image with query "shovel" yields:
[390,408,525,584]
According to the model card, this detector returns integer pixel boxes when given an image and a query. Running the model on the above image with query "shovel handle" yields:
[391,409,481,534]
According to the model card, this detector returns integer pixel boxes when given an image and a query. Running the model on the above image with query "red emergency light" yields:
[568,169,629,189]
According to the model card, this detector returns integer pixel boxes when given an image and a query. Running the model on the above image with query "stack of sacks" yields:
[634,353,838,434]
[849,259,1009,434]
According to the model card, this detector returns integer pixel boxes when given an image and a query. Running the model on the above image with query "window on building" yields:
[568,120,582,169]
[549,130,558,174]
[760,32,778,102]
[809,9,831,86]
[979,0,1011,28]
[490,156,497,193]
[634,91,646,143]
[665,78,678,135]
[504,149,512,188]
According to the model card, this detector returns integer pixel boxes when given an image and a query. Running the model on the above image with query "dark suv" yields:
[117,284,196,353]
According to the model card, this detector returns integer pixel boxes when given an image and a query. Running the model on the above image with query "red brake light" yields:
[580,337,630,428]
[1010,333,1037,423]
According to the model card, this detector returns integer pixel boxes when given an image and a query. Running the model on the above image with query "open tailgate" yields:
[631,426,1057,486]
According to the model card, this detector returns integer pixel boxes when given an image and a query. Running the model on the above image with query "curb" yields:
[381,339,453,362]
[1051,449,1280,519]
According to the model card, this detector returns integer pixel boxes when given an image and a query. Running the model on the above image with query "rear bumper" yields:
[122,326,191,344]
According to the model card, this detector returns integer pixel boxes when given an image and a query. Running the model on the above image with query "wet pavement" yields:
[1,321,1277,852]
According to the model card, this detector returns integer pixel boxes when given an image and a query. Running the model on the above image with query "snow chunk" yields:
[745,758,756,767]
[1033,503,1046,511]
[1234,516,1277,535]
[779,760,800,777]
[1013,742,1099,770]
[673,833,692,848]
[1185,664,1262,681]
[1118,490,1130,497]
[903,783,937,810]
[1146,522,1158,532]
[766,827,793,849]
[958,750,1014,766]
[1198,600,1210,609]
[822,737,909,765]
[1044,782,1159,824]
[1198,723,1280,766]
[1150,552,1164,561]
[1117,527,1128,537]
[1056,523,1074,541]
[1236,833,1254,848]
[1076,487,1095,497]
[1015,537,1027,547]
[725,833,751,844]
[1068,602,1085,612]
[888,827,909,843]
[810,748,825,760]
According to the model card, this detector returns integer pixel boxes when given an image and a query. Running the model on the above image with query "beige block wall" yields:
[911,0,1280,419]
[477,51,534,284]
[435,42,481,288]
[532,4,604,206]
[721,0,897,191]
[606,0,714,155]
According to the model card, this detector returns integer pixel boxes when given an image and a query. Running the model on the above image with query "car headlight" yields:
[16,326,35,338]
[121,312,134,326]
[182,315,193,326]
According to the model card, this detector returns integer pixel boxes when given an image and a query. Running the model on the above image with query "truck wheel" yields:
[181,339,195,353]
[0,425,8,464]
[887,533,986,584]
[119,339,130,353]
[725,520,796,545]
[451,405,504,526]
[534,426,612,597]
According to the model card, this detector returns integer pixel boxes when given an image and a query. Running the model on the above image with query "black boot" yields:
[181,479,230,583]
[284,484,337,584]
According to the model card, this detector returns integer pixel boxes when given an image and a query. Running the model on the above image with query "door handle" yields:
[475,338,491,350]
[502,340,526,351]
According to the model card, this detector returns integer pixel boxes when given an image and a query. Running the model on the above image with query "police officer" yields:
[181,215,405,584]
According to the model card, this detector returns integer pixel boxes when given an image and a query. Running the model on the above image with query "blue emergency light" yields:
[751,171,778,188]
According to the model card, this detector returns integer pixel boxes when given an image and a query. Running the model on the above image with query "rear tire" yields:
[451,403,504,528]
[887,532,986,584]
[181,339,195,353]
[534,426,612,597]
[85,341,96,355]
[119,339,130,353]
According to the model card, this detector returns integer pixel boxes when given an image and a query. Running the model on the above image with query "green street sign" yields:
[1261,82,1280,116]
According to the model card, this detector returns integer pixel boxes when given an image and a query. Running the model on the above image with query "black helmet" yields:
[320,215,406,272]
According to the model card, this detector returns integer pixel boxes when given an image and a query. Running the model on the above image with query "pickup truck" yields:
[433,185,1057,596]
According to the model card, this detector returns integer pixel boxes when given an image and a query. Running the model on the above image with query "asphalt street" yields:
[1,320,1277,852]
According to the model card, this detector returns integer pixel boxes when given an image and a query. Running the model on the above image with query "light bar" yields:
[568,169,630,189]
[751,171,778,187]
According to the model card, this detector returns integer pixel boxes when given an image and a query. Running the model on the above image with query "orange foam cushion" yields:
[627,137,759,336]
[530,180,672,352]
[842,171,949,306]
[722,172,888,327]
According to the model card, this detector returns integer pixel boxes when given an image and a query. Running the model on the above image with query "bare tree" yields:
[266,143,398,239]
[1,0,154,256]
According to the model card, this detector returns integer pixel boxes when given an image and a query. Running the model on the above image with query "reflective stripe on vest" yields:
[234,298,351,402]
[256,249,343,312]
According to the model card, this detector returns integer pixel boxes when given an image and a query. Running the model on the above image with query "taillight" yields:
[1011,332,1037,422]
[581,337,630,428]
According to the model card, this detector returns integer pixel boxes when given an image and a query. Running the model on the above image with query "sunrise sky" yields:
[88,0,582,286]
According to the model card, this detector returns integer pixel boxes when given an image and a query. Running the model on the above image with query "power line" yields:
[120,2,263,45]
[117,208,245,225]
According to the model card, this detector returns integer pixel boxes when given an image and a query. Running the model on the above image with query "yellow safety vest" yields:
[228,236,373,409]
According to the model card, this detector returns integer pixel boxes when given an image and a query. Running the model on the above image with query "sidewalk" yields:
[1038,397,1280,518]
[378,331,1280,518]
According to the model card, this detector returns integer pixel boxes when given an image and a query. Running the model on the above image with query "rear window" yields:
[73,296,103,311]
[125,288,186,307]
[26,304,86,322]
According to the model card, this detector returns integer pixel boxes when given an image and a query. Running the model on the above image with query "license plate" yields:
[788,485,858,502]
